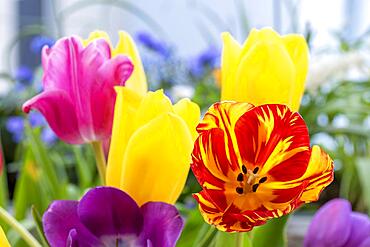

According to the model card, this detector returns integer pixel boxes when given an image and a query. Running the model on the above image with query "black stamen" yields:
[242,165,247,174]
[252,184,259,192]
[259,177,267,183]
[237,173,244,182]
[236,187,244,194]
[253,167,259,174]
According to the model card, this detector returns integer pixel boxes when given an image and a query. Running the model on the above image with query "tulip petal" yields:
[106,87,143,187]
[220,32,242,100]
[282,34,309,111]
[298,145,334,203]
[240,28,282,59]
[83,30,110,47]
[115,31,147,94]
[120,112,193,205]
[0,227,10,247]
[345,212,370,247]
[235,104,310,180]
[133,90,174,130]
[43,200,101,247]
[22,90,84,144]
[173,98,201,140]
[304,199,351,247]
[97,55,134,87]
[359,237,370,247]
[138,202,184,247]
[234,41,296,106]
[78,187,143,241]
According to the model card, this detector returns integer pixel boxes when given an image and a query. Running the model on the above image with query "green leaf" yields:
[251,215,289,247]
[355,158,370,215]
[24,124,65,199]
[177,208,204,247]
[31,206,50,247]
[193,223,218,247]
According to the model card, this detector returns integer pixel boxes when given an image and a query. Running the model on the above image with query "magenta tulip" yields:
[23,36,133,144]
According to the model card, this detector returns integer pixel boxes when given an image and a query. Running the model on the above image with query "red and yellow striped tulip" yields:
[191,102,333,232]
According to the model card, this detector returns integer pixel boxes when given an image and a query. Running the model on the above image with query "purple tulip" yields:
[304,198,370,247]
[42,187,184,247]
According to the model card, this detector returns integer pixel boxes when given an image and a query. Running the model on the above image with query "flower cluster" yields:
[0,27,341,247]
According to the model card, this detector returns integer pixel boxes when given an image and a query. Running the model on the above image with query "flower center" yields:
[235,165,267,195]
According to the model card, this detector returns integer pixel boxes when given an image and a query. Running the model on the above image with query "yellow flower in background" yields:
[106,87,200,206]
[84,30,147,95]
[0,226,10,247]
[221,28,309,111]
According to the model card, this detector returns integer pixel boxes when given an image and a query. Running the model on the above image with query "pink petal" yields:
[22,90,84,144]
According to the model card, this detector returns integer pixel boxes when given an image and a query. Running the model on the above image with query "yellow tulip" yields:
[0,226,10,247]
[106,87,200,206]
[221,28,309,111]
[84,30,147,95]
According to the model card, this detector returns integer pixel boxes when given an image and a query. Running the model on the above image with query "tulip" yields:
[42,187,183,247]
[304,198,370,247]
[23,30,147,145]
[221,28,309,111]
[84,31,147,95]
[106,88,200,205]
[0,226,10,247]
[191,102,334,232]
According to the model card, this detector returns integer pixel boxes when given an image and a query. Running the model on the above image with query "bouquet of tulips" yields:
[1,27,369,247]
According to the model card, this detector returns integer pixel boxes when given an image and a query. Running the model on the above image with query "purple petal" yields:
[304,198,352,247]
[22,90,84,144]
[43,200,101,247]
[138,202,184,247]
[78,187,143,240]
[345,212,370,247]
[359,237,370,247]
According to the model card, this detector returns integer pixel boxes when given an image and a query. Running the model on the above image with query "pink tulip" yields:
[23,36,133,144]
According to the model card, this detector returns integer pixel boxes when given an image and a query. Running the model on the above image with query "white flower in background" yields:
[170,84,195,101]
[306,51,370,91]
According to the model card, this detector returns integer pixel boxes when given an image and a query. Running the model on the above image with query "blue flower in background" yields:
[6,116,24,143]
[189,45,220,77]
[136,32,171,57]
[6,112,57,145]
[30,35,55,54]
[14,65,33,85]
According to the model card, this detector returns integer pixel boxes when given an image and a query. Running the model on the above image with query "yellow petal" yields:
[173,98,201,140]
[133,90,173,130]
[83,30,111,47]
[239,28,282,59]
[299,145,334,202]
[120,112,193,205]
[114,31,147,95]
[0,226,10,247]
[106,87,143,187]
[220,32,242,100]
[282,34,309,111]
[234,41,296,106]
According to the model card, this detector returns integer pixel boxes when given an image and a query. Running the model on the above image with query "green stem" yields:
[0,207,42,247]
[91,141,107,185]
[236,232,244,247]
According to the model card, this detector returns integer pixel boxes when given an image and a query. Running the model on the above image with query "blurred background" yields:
[0,0,370,246]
